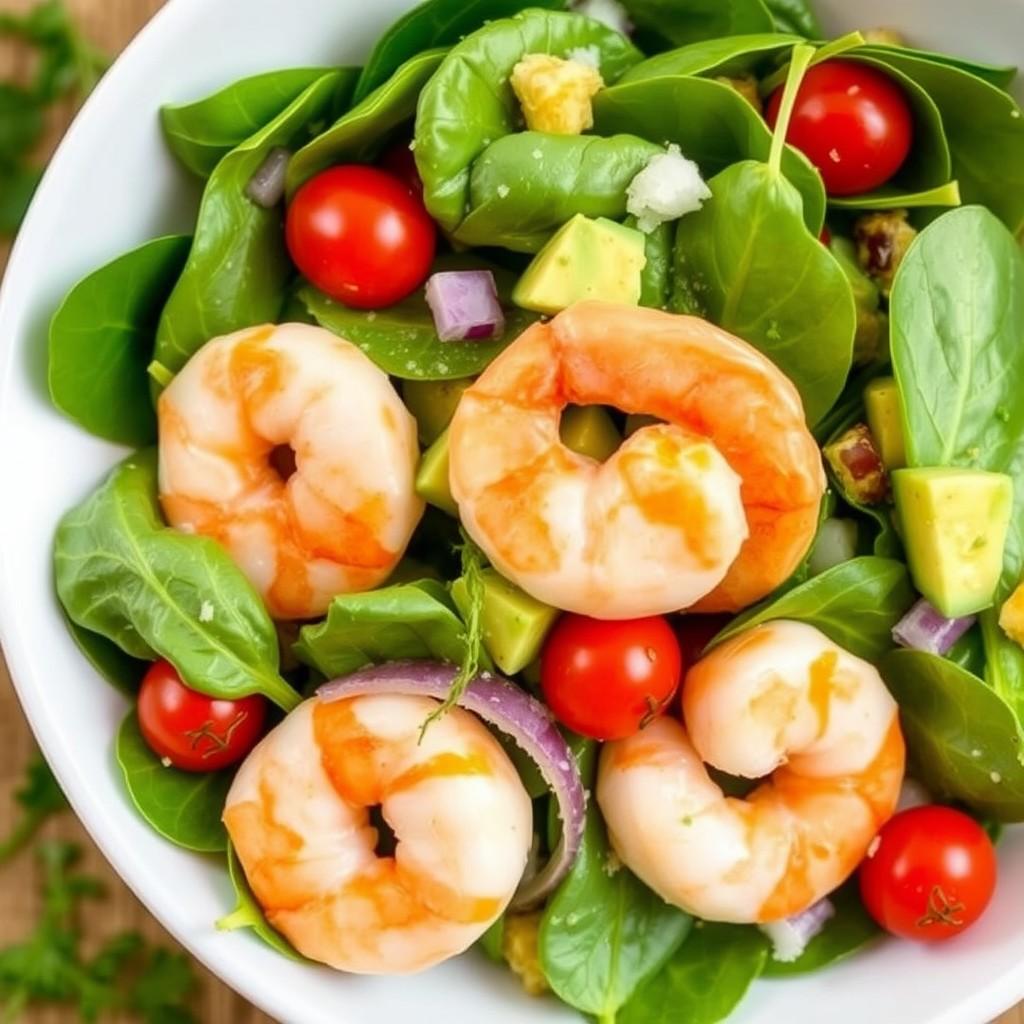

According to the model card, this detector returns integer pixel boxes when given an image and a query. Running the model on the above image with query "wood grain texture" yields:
[0,0,1021,1022]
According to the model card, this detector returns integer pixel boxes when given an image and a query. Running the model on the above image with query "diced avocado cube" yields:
[415,428,457,517]
[892,467,1013,618]
[513,214,646,315]
[451,568,560,676]
[403,378,472,446]
[560,406,621,462]
[864,377,907,471]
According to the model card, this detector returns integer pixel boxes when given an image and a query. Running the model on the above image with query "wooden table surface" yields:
[0,1,1020,1022]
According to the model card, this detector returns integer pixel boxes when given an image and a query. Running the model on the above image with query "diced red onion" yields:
[245,147,292,208]
[317,661,585,909]
[760,898,836,963]
[892,598,976,656]
[425,270,505,342]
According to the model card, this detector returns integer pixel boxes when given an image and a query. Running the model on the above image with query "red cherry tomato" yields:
[766,60,913,196]
[819,225,832,247]
[859,805,997,942]
[137,660,267,772]
[286,165,436,309]
[380,140,424,198]
[541,615,682,740]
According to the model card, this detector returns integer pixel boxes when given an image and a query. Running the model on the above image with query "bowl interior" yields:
[2,1,1024,1022]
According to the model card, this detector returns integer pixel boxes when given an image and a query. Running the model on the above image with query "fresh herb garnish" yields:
[0,753,68,866]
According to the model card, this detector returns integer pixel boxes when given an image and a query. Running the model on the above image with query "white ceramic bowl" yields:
[3,1,1024,1021]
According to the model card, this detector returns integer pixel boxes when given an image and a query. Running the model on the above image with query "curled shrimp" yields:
[223,694,533,974]
[448,301,824,619]
[158,323,423,620]
[597,620,905,923]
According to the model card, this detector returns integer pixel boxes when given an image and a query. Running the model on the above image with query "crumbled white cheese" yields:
[567,44,601,70]
[160,757,173,769]
[991,771,1003,784]
[574,0,631,35]
[198,601,215,623]
[626,144,712,233]
[496,184,510,198]
[760,900,836,963]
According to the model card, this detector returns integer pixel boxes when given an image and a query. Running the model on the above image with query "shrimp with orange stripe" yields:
[597,620,906,924]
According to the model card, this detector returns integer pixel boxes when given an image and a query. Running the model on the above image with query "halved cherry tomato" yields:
[137,660,267,772]
[859,805,997,942]
[766,60,913,196]
[286,164,436,309]
[541,614,682,740]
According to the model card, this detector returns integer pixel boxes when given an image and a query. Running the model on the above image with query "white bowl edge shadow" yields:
[3,0,1024,1022]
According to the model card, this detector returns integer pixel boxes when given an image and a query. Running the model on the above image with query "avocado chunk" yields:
[560,406,621,461]
[451,568,559,675]
[403,378,472,446]
[415,428,457,517]
[893,467,1013,617]
[864,377,907,471]
[513,214,646,314]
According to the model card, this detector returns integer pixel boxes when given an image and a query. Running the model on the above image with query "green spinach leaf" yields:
[594,75,826,233]
[880,650,1024,821]
[63,616,146,696]
[539,742,691,1022]
[48,235,191,446]
[620,0,774,48]
[763,0,821,37]
[619,922,768,1024]
[353,0,562,104]
[619,33,800,83]
[217,843,305,960]
[828,180,961,211]
[54,450,298,710]
[711,557,914,662]
[289,49,445,195]
[414,8,643,248]
[761,883,878,977]
[857,44,1016,92]
[154,71,353,378]
[116,712,231,852]
[298,253,535,379]
[294,578,469,678]
[160,68,337,178]
[628,216,672,309]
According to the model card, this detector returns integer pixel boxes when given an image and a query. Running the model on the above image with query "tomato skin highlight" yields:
[540,614,682,740]
[766,60,913,196]
[286,164,436,309]
[137,660,267,772]
[859,805,997,942]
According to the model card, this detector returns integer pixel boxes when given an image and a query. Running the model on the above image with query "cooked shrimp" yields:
[448,301,825,618]
[597,620,905,923]
[223,694,533,974]
[158,323,423,619]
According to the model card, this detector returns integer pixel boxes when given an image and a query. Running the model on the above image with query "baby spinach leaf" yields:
[539,742,691,1022]
[711,557,914,662]
[154,71,354,378]
[857,44,1016,91]
[415,8,643,245]
[160,68,337,178]
[63,616,146,696]
[298,253,535,379]
[619,923,768,1024]
[294,579,469,678]
[619,33,800,83]
[627,216,672,309]
[594,76,826,234]
[672,157,853,423]
[620,0,774,48]
[48,235,191,447]
[288,49,445,196]
[880,650,1024,822]
[828,179,962,211]
[217,843,305,960]
[116,712,231,853]
[354,0,562,104]
[761,883,878,977]
[54,450,298,711]
[762,0,821,37]
[862,50,1024,234]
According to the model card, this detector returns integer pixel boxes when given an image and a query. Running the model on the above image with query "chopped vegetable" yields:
[864,377,907,471]
[854,209,918,294]
[573,0,632,36]
[760,899,836,963]
[502,912,549,995]
[425,270,505,342]
[625,144,712,233]
[823,424,890,505]
[244,146,291,207]
[892,598,977,656]
[510,53,604,135]
[317,660,587,908]
[998,581,1024,648]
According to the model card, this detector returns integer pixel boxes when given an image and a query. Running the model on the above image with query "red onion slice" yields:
[760,897,836,962]
[892,598,976,656]
[424,270,505,342]
[246,147,292,208]
[318,661,586,909]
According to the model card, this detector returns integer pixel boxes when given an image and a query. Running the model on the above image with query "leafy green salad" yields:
[43,0,1024,1020]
